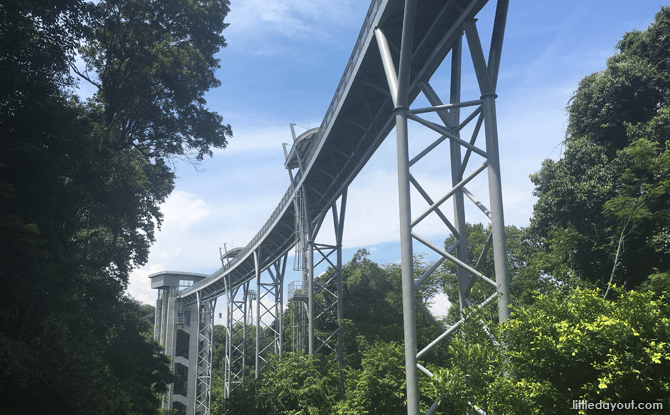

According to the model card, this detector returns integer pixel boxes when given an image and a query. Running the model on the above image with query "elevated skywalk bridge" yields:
[153,0,512,413]
[179,0,490,307]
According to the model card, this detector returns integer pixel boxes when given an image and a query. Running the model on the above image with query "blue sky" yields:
[122,0,666,317]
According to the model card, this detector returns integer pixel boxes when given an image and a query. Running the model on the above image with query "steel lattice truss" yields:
[312,241,341,356]
[375,1,511,413]
[309,191,346,392]
[195,294,217,415]
[288,294,308,353]
[223,282,250,398]
[254,254,287,375]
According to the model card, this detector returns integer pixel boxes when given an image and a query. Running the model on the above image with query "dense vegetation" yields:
[0,1,231,413]
[213,6,670,415]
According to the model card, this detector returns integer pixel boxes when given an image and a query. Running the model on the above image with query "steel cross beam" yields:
[254,253,287,377]
[375,0,511,414]
[195,292,217,415]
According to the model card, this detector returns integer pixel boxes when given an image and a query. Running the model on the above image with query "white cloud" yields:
[161,190,213,230]
[127,263,165,305]
[225,0,361,56]
[428,292,451,318]
[212,123,295,154]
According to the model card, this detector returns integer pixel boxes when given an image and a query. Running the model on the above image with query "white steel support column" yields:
[463,5,511,321]
[223,281,232,398]
[307,235,315,355]
[449,38,473,316]
[489,0,511,322]
[301,184,316,357]
[254,250,261,379]
[377,0,420,413]
[483,94,510,322]
[334,190,346,394]
[195,292,217,415]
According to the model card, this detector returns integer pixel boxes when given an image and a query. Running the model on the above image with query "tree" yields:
[339,341,439,415]
[503,287,670,414]
[78,0,232,162]
[430,308,533,415]
[301,249,406,368]
[528,6,670,290]
[0,290,173,415]
[0,0,232,413]
[216,353,339,415]
[305,249,445,368]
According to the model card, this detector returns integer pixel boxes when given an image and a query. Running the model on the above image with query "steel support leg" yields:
[335,191,346,394]
[483,94,510,322]
[395,107,421,415]
[308,237,315,355]
[254,250,261,379]
[195,292,216,415]
[224,281,250,397]
[255,254,287,376]
[449,38,473,317]
[378,0,420,413]
[308,191,347,391]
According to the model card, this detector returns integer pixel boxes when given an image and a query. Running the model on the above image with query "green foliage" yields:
[303,250,445,368]
[430,308,534,415]
[503,287,670,414]
[640,271,670,303]
[217,353,339,415]
[217,252,449,414]
[338,341,439,415]
[430,287,670,414]
[0,293,173,415]
[339,341,408,415]
[80,0,232,161]
[528,137,622,285]
[306,249,406,369]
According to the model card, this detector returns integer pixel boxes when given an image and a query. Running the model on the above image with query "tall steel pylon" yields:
[285,125,347,392]
[309,190,347,392]
[288,282,308,353]
[195,292,217,415]
[254,252,287,377]
[375,0,511,413]
[221,259,251,399]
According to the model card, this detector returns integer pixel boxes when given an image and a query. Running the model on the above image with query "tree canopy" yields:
[528,6,670,291]
[0,0,231,413]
